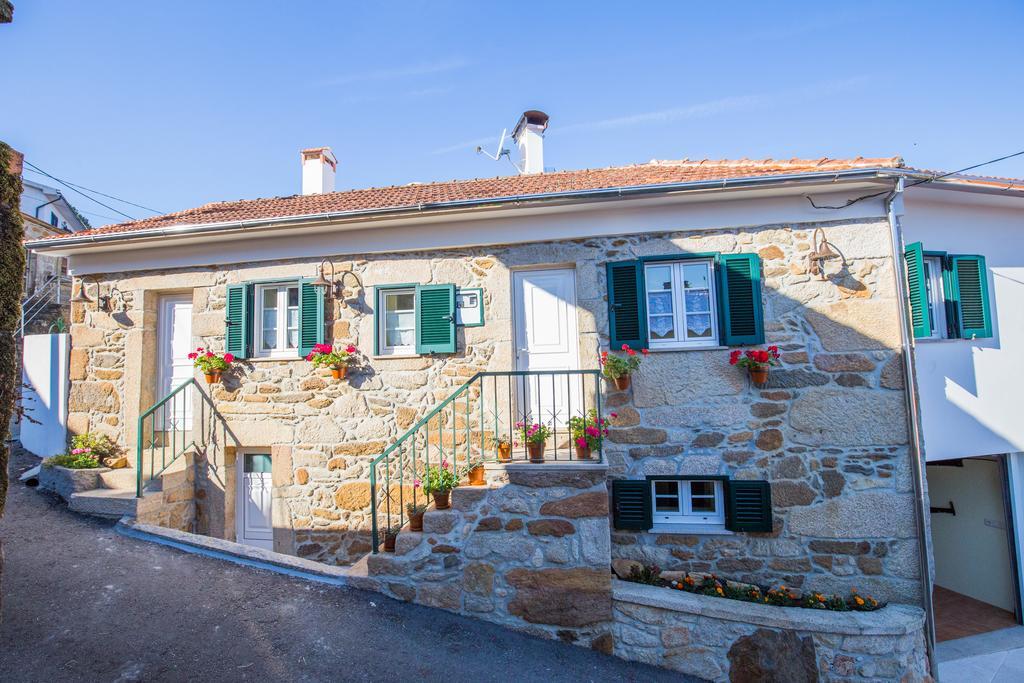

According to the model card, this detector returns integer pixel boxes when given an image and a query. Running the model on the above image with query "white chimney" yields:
[300,147,337,195]
[511,110,548,174]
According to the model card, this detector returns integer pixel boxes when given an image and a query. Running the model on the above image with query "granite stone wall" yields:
[65,215,921,603]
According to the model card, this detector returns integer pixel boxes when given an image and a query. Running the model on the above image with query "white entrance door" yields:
[158,294,193,430]
[236,453,274,550]
[513,268,581,428]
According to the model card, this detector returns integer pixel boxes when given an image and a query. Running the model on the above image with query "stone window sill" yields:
[650,523,733,535]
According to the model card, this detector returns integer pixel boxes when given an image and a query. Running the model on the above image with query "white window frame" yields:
[922,256,948,340]
[651,479,726,527]
[254,282,300,358]
[378,287,416,356]
[644,259,719,350]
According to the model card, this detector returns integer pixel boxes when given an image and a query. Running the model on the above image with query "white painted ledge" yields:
[484,462,609,472]
[612,578,925,636]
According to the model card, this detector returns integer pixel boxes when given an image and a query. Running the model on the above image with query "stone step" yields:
[98,467,138,490]
[69,488,138,518]
[449,485,488,510]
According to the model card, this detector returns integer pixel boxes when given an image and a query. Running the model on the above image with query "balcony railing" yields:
[369,369,604,552]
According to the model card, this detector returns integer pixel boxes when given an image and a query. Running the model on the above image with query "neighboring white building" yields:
[19,178,88,295]
[901,182,1024,644]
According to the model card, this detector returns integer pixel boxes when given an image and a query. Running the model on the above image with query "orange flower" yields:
[854,596,865,606]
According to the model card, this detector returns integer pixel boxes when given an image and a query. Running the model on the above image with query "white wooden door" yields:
[157,294,193,430]
[513,269,581,428]
[237,453,274,550]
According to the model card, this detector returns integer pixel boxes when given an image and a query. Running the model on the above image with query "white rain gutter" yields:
[883,177,938,679]
[27,167,902,252]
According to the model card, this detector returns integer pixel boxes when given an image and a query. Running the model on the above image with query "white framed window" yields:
[922,256,948,340]
[644,259,718,349]
[378,287,416,355]
[255,282,300,357]
[651,479,725,526]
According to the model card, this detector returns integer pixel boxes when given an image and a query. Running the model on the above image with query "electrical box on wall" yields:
[456,287,483,327]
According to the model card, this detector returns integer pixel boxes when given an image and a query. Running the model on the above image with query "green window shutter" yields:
[903,242,931,339]
[298,279,325,358]
[951,255,992,339]
[415,284,456,354]
[717,253,764,345]
[225,283,253,359]
[606,260,647,349]
[612,480,652,530]
[725,480,773,532]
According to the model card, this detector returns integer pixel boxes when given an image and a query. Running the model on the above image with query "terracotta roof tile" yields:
[49,157,908,240]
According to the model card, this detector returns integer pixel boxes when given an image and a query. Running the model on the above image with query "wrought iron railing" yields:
[136,378,197,497]
[17,273,71,336]
[369,369,604,552]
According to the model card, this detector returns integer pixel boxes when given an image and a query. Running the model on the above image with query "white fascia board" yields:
[59,181,894,276]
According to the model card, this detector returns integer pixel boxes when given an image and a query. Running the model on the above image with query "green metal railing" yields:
[369,369,603,552]
[136,378,198,497]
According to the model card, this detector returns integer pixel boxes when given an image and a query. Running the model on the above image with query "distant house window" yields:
[644,259,718,349]
[254,282,300,357]
[651,479,725,527]
[378,287,416,356]
[49,212,59,227]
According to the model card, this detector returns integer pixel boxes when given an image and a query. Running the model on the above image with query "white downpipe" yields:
[884,177,938,679]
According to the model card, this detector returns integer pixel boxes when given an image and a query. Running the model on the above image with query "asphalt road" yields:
[0,449,692,682]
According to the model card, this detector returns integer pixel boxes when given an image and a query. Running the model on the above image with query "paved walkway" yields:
[938,626,1024,682]
[0,450,691,682]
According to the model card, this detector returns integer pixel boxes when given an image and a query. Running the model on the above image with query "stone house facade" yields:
[32,154,946,679]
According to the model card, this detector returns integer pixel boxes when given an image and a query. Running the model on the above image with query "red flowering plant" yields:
[305,343,359,369]
[568,409,611,451]
[728,346,780,371]
[188,347,234,373]
[600,344,649,380]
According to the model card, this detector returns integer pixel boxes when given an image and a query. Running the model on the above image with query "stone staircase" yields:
[68,453,191,519]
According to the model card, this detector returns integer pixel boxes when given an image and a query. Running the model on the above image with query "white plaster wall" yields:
[903,190,1024,461]
[20,333,70,457]
[927,457,1015,611]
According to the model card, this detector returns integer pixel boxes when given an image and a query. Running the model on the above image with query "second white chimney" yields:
[301,147,337,195]
[511,110,548,174]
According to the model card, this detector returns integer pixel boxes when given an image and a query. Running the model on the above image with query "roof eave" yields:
[27,167,902,253]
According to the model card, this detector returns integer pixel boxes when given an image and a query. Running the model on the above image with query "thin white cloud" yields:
[340,85,455,106]
[314,58,469,86]
[431,135,500,156]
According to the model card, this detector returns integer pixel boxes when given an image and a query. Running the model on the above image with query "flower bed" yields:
[624,563,881,612]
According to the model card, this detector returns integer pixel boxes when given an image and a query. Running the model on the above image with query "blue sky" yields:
[3,1,1023,227]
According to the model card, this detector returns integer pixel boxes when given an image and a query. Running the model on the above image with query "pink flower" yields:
[576,437,587,448]
[441,459,449,470]
[346,345,357,354]
[621,344,629,351]
[205,352,214,358]
[413,478,421,488]
[585,426,600,437]
[196,347,204,352]
[223,353,234,363]
[610,412,618,419]
[187,352,197,360]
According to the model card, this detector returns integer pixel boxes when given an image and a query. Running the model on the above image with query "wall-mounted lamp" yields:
[70,276,124,312]
[807,228,841,280]
[311,260,363,307]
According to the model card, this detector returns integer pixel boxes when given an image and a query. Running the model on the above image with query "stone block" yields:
[539,491,609,518]
[632,352,744,407]
[813,353,876,373]
[789,493,916,539]
[527,519,576,537]
[506,568,612,627]
[416,583,461,611]
[506,468,607,489]
[463,562,495,596]
[423,510,458,534]
[789,388,907,446]
[805,299,901,351]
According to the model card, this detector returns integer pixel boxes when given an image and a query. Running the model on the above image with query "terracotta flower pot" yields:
[612,375,631,391]
[331,365,348,380]
[408,510,424,532]
[575,444,593,460]
[497,442,512,463]
[467,464,485,486]
[383,532,398,552]
[432,490,451,509]
[527,442,546,463]
[204,371,222,385]
[749,366,770,386]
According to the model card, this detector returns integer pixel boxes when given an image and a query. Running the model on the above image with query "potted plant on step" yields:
[422,460,459,509]
[496,436,512,463]
[383,525,400,552]
[568,409,611,460]
[305,343,359,380]
[464,457,485,486]
[729,346,780,386]
[600,344,648,391]
[189,347,234,384]
[406,501,427,532]
[516,421,552,463]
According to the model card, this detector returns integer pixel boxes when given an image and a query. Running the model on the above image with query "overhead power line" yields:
[24,168,163,215]
[24,161,139,221]
[807,149,1024,210]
